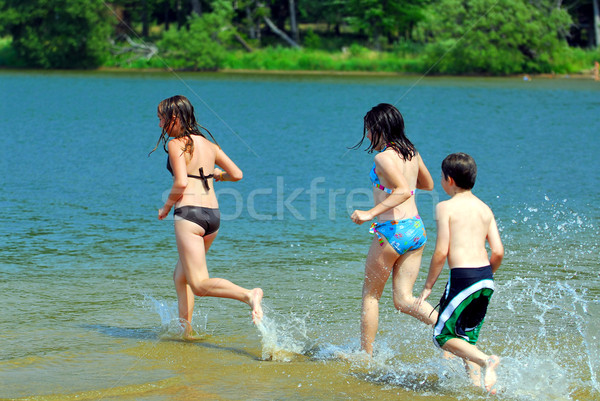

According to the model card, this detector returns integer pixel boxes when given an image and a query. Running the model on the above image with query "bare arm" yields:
[351,154,412,224]
[425,202,450,290]
[158,140,188,220]
[416,154,434,191]
[487,215,504,273]
[415,202,449,307]
[214,146,243,182]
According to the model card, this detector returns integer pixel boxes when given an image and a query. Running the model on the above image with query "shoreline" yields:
[95,66,600,80]
[1,65,597,81]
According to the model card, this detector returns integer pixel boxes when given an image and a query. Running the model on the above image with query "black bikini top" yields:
[167,157,214,191]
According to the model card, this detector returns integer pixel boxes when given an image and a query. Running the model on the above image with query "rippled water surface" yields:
[0,70,598,400]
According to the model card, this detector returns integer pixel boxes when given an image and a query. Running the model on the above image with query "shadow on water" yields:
[350,367,442,392]
[82,324,158,340]
[83,323,261,361]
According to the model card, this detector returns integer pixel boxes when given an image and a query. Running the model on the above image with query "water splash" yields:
[488,196,599,398]
[143,294,209,339]
[492,278,599,400]
[256,306,313,361]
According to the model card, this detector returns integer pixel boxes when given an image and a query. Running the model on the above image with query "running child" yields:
[150,95,263,337]
[350,103,437,356]
[415,152,504,393]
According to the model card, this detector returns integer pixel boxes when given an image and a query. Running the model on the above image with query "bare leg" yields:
[173,230,218,336]
[361,237,398,355]
[391,246,438,325]
[173,261,195,336]
[465,360,482,388]
[442,338,500,393]
[175,219,263,324]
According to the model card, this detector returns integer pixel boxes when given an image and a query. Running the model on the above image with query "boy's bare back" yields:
[436,192,501,270]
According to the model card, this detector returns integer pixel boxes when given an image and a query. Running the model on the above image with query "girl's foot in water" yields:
[248,288,264,324]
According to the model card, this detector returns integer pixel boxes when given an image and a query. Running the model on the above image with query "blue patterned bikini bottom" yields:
[369,215,427,256]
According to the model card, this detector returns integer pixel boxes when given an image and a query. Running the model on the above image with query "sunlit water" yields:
[0,70,598,400]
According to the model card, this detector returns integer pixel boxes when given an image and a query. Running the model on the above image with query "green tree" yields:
[0,0,113,69]
[346,0,427,47]
[417,0,572,74]
[296,0,349,35]
[158,0,235,70]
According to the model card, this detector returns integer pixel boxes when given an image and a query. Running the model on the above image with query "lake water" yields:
[0,70,598,401]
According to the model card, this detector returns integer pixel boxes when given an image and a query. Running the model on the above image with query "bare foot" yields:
[179,319,194,339]
[484,355,500,394]
[248,288,263,324]
[465,360,482,388]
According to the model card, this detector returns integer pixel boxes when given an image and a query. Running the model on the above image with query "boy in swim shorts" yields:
[415,153,504,393]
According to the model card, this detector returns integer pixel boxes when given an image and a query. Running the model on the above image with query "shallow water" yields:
[0,70,598,400]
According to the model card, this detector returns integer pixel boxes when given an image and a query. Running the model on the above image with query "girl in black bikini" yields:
[151,95,263,336]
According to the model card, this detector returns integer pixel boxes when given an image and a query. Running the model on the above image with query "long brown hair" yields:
[351,103,416,160]
[149,95,218,156]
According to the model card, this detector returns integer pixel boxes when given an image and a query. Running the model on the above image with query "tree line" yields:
[0,0,598,74]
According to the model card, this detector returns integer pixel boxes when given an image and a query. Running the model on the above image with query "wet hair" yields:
[149,95,218,156]
[351,103,416,160]
[441,153,477,190]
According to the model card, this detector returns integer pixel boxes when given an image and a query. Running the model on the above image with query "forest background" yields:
[0,0,599,75]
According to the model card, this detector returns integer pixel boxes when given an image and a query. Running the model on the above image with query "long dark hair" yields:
[148,95,218,156]
[351,103,416,160]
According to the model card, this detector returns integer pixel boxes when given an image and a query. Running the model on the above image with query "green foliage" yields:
[417,0,573,74]
[346,0,427,44]
[0,0,595,74]
[303,29,322,49]
[1,0,113,69]
[0,36,24,66]
[222,46,424,73]
[348,43,369,57]
[549,46,600,73]
[157,0,235,70]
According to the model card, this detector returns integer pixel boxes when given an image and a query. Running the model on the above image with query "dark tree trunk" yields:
[594,0,600,47]
[190,0,202,16]
[141,0,149,37]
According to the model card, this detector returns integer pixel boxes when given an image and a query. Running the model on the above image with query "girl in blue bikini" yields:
[151,95,263,337]
[351,103,437,356]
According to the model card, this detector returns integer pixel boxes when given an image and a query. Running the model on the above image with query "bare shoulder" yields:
[436,199,452,215]
[167,137,185,152]
[193,135,219,152]
[376,148,404,168]
[373,150,391,164]
[473,195,494,217]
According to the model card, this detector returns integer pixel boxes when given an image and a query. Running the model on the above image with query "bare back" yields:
[173,135,220,209]
[442,193,495,268]
[373,150,422,221]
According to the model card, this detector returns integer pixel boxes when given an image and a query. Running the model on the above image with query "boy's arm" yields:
[487,214,504,273]
[415,202,450,306]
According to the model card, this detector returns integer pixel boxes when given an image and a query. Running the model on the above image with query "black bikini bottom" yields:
[174,206,220,235]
